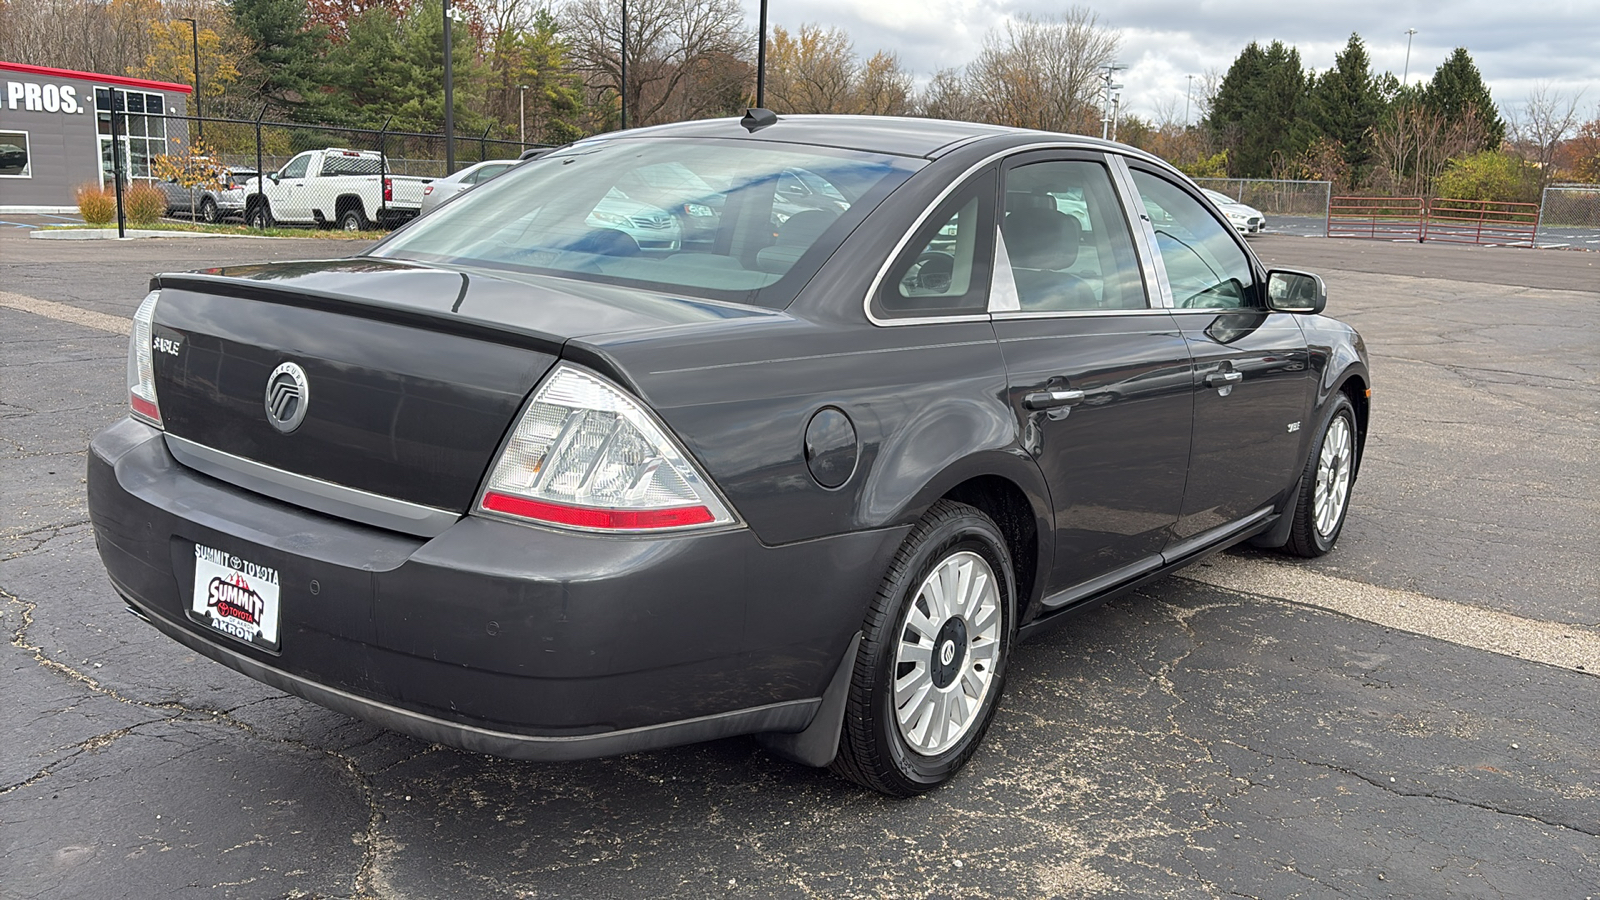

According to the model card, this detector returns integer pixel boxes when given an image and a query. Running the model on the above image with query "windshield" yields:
[372,138,921,309]
[1202,188,1238,205]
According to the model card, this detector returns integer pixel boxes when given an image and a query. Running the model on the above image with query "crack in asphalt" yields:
[0,585,391,897]
[1,520,92,560]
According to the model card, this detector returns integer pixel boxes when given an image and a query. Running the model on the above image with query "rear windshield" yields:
[371,137,921,309]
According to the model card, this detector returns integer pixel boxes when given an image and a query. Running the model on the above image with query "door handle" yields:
[1205,371,1243,387]
[1023,389,1086,410]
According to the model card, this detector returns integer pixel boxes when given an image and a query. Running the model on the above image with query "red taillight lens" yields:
[423,184,433,195]
[480,493,715,530]
[383,178,393,202]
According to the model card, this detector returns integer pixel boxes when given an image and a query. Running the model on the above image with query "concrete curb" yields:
[31,228,279,240]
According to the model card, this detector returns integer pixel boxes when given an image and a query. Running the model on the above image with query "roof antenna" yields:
[741,108,779,133]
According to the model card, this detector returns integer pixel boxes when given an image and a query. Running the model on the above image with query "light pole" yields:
[1403,28,1417,86]
[443,0,459,171]
[178,16,200,139]
[518,84,529,148]
[620,0,629,129]
[1098,64,1124,141]
[1185,74,1194,127]
[756,0,768,109]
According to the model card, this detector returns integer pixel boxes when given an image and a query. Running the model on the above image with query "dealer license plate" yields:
[191,543,281,650]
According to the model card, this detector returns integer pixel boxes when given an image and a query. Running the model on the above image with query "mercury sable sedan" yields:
[89,112,1369,796]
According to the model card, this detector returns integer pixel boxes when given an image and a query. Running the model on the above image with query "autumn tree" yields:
[963,8,1118,133]
[764,25,910,115]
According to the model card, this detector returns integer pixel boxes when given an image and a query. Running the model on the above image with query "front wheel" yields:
[200,197,219,223]
[832,500,1015,796]
[1283,394,1358,557]
[245,203,273,229]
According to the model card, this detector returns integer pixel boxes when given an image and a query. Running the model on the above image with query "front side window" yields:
[1129,169,1255,309]
[1001,159,1146,311]
[280,155,312,179]
[374,138,919,309]
[0,131,29,177]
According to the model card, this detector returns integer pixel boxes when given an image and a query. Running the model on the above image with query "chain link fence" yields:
[1537,183,1600,248]
[98,108,542,232]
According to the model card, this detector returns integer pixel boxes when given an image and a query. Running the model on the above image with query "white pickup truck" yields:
[241,149,432,231]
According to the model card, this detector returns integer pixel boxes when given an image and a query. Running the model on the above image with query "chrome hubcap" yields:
[894,550,1002,756]
[1314,416,1353,537]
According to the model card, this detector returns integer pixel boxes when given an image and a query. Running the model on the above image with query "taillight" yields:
[383,177,393,202]
[477,364,735,533]
[127,291,163,428]
[423,184,433,196]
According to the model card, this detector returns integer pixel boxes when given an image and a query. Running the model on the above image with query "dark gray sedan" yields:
[89,113,1368,795]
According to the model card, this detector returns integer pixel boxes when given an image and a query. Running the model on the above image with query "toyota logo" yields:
[264,362,310,433]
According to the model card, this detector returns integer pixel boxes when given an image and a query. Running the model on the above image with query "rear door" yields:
[991,151,1194,606]
[1124,166,1312,545]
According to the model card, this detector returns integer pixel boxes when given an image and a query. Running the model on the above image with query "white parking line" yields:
[0,290,130,336]
[1182,554,1600,676]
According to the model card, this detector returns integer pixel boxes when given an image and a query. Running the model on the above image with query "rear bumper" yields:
[89,418,905,759]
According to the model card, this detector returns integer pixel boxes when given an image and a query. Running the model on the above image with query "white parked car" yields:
[420,159,519,215]
[1201,188,1266,235]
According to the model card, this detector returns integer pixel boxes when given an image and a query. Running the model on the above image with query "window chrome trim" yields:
[991,307,1178,321]
[1107,154,1174,308]
[164,434,460,538]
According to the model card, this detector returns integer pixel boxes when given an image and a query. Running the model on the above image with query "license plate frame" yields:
[190,543,282,652]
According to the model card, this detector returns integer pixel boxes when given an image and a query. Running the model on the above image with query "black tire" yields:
[200,197,219,224]
[832,500,1015,796]
[1283,393,1358,557]
[245,203,273,229]
[338,208,368,232]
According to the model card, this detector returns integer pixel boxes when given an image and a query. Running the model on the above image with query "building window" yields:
[95,87,167,181]
[0,131,28,178]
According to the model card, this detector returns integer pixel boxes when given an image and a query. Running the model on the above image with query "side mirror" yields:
[1264,269,1326,314]
[268,172,281,184]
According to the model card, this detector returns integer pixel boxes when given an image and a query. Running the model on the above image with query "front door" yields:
[1125,167,1312,541]
[272,152,315,222]
[993,154,1194,605]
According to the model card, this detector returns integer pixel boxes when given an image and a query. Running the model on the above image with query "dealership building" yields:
[0,61,192,213]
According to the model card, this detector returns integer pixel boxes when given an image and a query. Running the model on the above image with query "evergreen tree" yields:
[318,8,411,127]
[1206,40,1309,177]
[1305,33,1386,182]
[228,0,328,115]
[390,0,490,136]
[1422,47,1505,149]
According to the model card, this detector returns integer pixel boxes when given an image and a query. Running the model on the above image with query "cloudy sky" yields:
[737,0,1600,124]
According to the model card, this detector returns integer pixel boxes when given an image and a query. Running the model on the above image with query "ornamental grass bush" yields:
[124,182,167,224]
[75,184,116,225]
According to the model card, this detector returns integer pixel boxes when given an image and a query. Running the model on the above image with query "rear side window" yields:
[1129,169,1255,309]
[873,168,997,319]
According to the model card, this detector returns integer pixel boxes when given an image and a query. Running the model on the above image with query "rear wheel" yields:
[1284,394,1357,557]
[339,208,367,232]
[832,500,1014,796]
[200,197,219,223]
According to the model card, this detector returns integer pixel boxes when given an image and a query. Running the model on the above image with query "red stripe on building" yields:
[0,60,195,94]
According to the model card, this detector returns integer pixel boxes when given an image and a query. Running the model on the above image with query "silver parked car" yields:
[420,159,519,215]
[159,166,260,223]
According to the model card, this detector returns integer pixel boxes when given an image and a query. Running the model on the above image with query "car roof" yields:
[586,113,1159,162]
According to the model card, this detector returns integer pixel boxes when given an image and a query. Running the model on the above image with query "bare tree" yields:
[963,8,1119,133]
[917,67,981,122]
[1509,84,1586,189]
[562,0,751,127]
[1369,102,1488,197]
[853,51,912,116]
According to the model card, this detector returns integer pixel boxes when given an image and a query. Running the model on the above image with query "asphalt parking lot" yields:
[2,227,1597,899]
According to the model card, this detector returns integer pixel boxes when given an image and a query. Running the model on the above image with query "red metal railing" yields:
[1328,196,1426,240]
[1328,196,1540,247]
[1423,198,1539,247]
